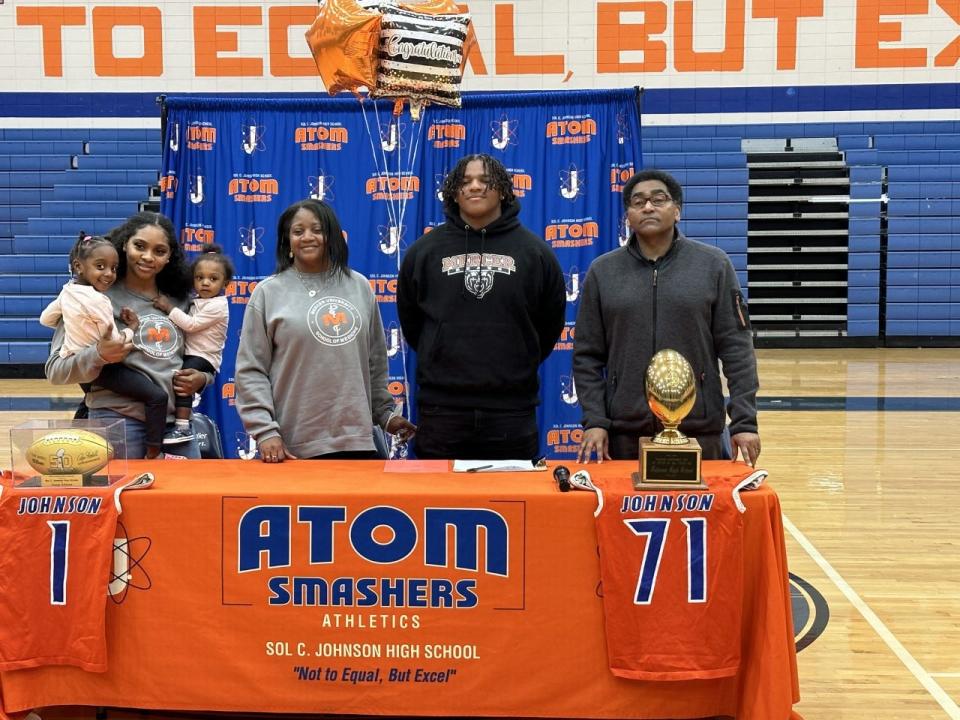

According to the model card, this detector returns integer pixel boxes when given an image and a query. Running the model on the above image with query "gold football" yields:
[26,429,114,476]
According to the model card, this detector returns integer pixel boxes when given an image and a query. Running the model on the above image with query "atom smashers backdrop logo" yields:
[220,495,526,669]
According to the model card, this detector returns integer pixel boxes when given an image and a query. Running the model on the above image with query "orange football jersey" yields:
[0,475,151,671]
[593,466,766,681]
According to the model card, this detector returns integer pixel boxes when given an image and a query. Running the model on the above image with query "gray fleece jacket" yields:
[234,268,394,458]
[573,230,758,439]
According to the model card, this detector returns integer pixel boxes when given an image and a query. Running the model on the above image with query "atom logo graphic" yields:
[108,520,153,603]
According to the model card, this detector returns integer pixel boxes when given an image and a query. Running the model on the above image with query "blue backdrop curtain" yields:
[160,88,642,459]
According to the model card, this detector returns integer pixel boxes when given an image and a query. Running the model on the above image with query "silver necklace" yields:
[295,269,322,297]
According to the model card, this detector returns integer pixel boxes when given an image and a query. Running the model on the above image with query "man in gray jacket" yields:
[572,169,760,466]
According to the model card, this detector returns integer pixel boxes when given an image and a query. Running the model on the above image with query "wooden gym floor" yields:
[1,347,959,720]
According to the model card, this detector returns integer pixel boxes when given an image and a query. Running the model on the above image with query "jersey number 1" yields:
[47,520,70,605]
[624,517,707,604]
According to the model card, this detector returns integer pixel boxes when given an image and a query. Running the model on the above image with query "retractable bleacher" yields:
[640,120,960,345]
[0,129,160,372]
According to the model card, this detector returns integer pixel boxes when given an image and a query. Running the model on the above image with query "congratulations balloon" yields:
[369,5,471,119]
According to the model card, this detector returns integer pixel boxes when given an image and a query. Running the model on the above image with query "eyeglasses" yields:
[628,193,673,209]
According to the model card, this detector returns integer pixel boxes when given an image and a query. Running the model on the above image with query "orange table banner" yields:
[0,460,801,719]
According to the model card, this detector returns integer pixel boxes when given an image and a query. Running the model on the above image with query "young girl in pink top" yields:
[40,235,132,351]
[152,244,232,443]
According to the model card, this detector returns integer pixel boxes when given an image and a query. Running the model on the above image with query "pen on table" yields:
[466,465,493,473]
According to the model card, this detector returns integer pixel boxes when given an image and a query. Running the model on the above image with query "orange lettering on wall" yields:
[456,4,489,75]
[194,6,264,77]
[91,7,163,77]
[596,2,667,73]
[674,0,746,72]
[752,0,824,70]
[494,3,564,74]
[934,0,960,66]
[855,0,926,67]
[268,6,317,77]
[16,7,86,77]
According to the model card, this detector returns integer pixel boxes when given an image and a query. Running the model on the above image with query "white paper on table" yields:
[452,459,548,473]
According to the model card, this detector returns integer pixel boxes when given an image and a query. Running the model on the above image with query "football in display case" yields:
[10,419,129,488]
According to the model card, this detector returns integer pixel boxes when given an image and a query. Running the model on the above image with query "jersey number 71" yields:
[623,517,707,604]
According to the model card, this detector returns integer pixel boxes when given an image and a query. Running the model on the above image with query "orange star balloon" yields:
[305,0,381,96]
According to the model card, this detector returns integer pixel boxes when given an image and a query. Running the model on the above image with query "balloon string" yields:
[379,99,402,234]
[393,101,402,233]
[392,105,427,458]
[359,98,400,233]
[397,105,426,241]
[360,97,413,459]
[386,105,423,455]
[388,104,406,459]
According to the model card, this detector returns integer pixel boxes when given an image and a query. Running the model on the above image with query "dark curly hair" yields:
[192,243,235,284]
[108,212,192,300]
[440,154,515,214]
[274,199,350,278]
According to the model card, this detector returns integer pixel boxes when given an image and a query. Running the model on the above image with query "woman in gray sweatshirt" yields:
[235,199,415,462]
[45,212,211,459]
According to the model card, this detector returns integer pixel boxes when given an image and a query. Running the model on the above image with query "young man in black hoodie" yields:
[397,154,566,460]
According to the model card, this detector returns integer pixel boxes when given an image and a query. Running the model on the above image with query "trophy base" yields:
[18,473,110,489]
[633,437,705,490]
[39,473,85,488]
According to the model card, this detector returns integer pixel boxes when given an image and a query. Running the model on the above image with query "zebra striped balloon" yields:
[370,5,471,118]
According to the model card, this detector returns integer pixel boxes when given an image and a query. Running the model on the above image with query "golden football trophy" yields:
[633,349,705,489]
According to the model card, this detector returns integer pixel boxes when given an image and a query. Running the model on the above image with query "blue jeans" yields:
[90,407,201,460]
